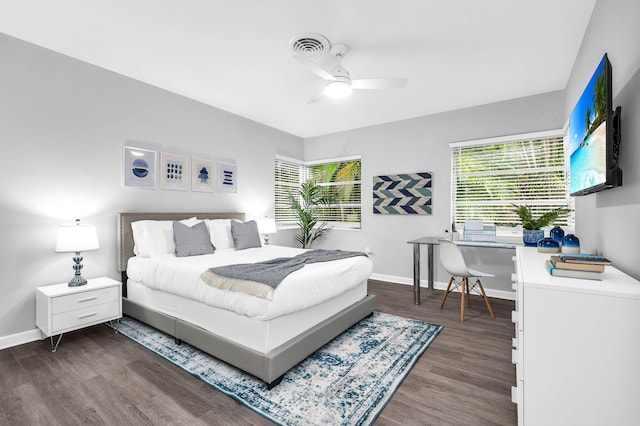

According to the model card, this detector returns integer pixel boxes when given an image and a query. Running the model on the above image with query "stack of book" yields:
[544,253,611,280]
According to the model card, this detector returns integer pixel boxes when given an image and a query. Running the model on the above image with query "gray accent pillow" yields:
[231,220,262,250]
[173,221,215,257]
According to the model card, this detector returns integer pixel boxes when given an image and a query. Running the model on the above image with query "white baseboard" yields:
[0,328,42,350]
[370,273,414,286]
[370,273,515,301]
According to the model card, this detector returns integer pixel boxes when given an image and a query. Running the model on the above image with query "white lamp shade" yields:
[257,218,277,234]
[56,224,100,253]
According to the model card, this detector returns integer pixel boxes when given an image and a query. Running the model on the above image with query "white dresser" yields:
[36,277,122,351]
[512,247,640,425]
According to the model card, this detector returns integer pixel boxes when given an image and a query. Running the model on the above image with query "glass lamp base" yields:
[68,275,88,287]
[68,252,87,286]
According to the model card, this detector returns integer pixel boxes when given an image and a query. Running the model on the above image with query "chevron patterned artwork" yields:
[373,172,432,215]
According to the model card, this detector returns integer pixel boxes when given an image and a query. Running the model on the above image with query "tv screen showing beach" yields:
[569,56,608,195]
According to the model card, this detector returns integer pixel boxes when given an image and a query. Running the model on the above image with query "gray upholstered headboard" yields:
[117,212,246,273]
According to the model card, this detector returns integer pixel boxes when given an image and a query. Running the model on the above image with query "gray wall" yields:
[4,0,639,342]
[304,91,566,296]
[0,34,303,339]
[565,0,640,279]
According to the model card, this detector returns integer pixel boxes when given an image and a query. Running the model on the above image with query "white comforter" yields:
[126,245,373,320]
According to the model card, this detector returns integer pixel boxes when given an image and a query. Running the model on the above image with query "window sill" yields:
[276,225,361,231]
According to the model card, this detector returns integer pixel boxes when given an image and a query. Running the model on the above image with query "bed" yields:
[117,212,376,388]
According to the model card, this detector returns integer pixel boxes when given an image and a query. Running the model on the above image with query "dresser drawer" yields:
[52,286,119,314]
[52,300,120,334]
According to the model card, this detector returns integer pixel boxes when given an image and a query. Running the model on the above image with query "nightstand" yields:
[36,277,122,352]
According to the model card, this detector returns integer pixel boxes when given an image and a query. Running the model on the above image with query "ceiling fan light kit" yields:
[325,80,352,99]
[289,33,407,102]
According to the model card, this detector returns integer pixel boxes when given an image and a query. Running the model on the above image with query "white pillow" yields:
[130,221,148,256]
[131,217,199,257]
[205,219,235,249]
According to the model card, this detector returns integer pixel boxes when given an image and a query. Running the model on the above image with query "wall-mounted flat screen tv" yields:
[568,53,622,196]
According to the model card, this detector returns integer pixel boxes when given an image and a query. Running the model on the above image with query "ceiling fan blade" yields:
[352,78,407,90]
[292,54,335,81]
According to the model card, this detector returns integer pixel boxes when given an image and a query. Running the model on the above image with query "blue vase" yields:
[550,226,565,242]
[537,237,560,253]
[561,234,580,253]
[523,229,544,246]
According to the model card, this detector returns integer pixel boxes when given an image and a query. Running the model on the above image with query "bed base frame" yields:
[117,212,376,388]
[123,295,376,388]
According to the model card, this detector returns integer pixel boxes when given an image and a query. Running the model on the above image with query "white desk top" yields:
[408,236,521,249]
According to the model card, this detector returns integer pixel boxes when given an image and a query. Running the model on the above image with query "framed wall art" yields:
[123,146,157,188]
[160,152,189,191]
[191,157,215,192]
[373,172,432,215]
[217,161,237,193]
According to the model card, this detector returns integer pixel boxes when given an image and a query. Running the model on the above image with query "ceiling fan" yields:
[290,33,407,103]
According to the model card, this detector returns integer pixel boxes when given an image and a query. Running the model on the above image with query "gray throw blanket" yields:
[207,249,368,290]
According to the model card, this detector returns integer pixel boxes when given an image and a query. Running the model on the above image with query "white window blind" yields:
[451,132,573,228]
[275,157,306,224]
[274,156,361,229]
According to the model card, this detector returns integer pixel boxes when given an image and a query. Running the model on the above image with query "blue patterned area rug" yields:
[114,312,443,425]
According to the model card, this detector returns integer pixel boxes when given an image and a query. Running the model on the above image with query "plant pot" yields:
[523,229,544,246]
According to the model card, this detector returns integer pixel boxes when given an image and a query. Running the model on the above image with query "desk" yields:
[407,237,520,304]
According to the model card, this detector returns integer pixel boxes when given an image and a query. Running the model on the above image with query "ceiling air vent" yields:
[289,33,330,57]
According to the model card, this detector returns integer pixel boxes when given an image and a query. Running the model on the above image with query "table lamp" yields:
[56,219,100,287]
[257,218,277,245]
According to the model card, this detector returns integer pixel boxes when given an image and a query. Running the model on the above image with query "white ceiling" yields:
[0,0,596,138]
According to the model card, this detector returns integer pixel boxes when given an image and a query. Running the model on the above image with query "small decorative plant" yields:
[513,204,571,246]
[288,181,334,249]
[512,204,571,230]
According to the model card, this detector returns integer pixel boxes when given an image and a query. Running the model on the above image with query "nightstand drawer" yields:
[52,286,119,314]
[52,300,120,333]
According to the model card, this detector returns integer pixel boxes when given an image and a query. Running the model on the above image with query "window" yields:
[451,130,574,230]
[275,155,361,229]
[274,157,305,224]
[308,158,361,227]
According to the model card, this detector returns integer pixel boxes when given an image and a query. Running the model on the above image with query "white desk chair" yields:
[439,239,495,322]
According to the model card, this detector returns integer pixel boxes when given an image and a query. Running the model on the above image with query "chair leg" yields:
[460,277,467,322]
[465,279,471,307]
[440,276,454,309]
[476,278,495,319]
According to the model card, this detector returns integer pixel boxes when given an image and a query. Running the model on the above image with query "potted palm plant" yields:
[512,204,571,246]
[288,181,334,248]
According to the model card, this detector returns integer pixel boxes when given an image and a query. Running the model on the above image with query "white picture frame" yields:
[217,161,237,193]
[191,157,215,192]
[123,146,157,188]
[160,152,189,191]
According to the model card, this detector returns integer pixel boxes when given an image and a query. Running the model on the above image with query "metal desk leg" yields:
[427,243,434,290]
[413,243,421,304]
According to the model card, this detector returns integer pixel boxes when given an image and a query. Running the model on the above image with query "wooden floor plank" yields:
[0,280,517,425]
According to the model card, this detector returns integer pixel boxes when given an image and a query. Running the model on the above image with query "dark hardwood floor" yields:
[0,281,516,425]
[370,280,517,426]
